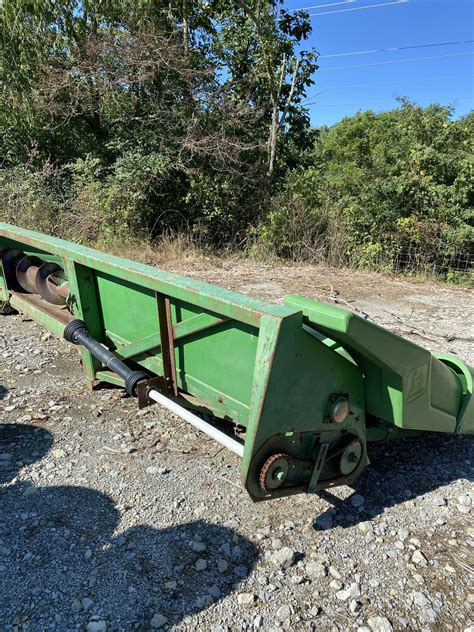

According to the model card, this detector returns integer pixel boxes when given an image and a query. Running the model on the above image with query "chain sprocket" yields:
[259,453,291,493]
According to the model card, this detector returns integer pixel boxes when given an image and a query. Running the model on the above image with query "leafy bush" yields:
[0,164,63,233]
[62,153,173,244]
[258,101,473,279]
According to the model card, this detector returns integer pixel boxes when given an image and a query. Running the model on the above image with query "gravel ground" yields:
[1,261,473,632]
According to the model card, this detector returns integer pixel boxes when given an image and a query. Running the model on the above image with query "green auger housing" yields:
[1,223,472,501]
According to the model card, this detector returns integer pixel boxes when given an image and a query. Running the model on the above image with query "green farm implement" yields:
[1,223,473,501]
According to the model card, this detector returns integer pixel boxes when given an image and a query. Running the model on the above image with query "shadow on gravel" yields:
[0,424,260,630]
[0,384,7,400]
[314,433,473,531]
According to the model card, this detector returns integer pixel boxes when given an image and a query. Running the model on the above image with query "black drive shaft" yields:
[64,319,149,396]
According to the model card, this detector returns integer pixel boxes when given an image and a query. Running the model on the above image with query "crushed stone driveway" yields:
[1,262,473,632]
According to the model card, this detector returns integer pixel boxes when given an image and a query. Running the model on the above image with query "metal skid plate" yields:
[136,376,168,409]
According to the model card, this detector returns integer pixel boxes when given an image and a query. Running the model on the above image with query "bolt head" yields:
[274,468,286,482]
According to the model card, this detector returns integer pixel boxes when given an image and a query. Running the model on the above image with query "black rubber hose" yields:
[64,319,149,396]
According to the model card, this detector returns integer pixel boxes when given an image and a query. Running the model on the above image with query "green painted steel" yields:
[284,295,473,436]
[1,222,472,501]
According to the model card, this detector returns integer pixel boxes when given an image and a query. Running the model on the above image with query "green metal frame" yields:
[1,223,472,501]
[284,295,473,435]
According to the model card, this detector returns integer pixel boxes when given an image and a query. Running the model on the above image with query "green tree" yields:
[0,0,317,243]
[260,99,473,278]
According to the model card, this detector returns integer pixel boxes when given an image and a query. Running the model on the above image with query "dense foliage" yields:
[1,0,316,243]
[262,101,473,278]
[0,1,472,280]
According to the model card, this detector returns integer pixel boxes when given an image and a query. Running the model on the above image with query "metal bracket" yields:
[307,443,329,493]
[136,376,167,409]
[156,292,178,397]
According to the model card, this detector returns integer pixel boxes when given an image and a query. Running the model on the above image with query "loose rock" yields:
[237,592,256,606]
[367,616,393,632]
[411,550,428,567]
[150,614,168,629]
[86,621,107,632]
[270,547,296,570]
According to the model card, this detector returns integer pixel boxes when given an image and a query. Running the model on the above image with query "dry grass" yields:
[91,230,472,293]
[102,230,217,268]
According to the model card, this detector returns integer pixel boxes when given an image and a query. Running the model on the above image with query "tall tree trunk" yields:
[183,0,189,52]
[267,99,279,178]
[267,58,300,179]
[87,13,102,136]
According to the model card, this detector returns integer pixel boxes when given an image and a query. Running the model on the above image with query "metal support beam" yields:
[156,292,178,397]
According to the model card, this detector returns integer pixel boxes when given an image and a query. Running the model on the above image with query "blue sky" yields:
[285,0,474,126]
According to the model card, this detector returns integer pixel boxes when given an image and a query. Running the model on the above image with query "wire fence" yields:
[361,241,473,284]
[393,246,472,276]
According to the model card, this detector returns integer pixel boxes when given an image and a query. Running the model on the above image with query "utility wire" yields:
[319,51,474,71]
[308,0,409,16]
[303,73,474,103]
[320,39,474,59]
[309,95,474,108]
[294,0,358,10]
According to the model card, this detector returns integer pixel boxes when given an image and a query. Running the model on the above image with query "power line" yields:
[320,39,474,59]
[308,0,409,17]
[308,95,474,108]
[319,51,474,71]
[303,73,474,103]
[293,0,358,10]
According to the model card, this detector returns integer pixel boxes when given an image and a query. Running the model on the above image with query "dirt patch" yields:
[159,257,473,364]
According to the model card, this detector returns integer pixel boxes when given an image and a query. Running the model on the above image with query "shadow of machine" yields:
[0,423,260,629]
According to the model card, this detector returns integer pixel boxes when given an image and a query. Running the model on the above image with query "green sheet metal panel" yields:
[173,318,257,419]
[94,270,258,423]
[95,272,159,343]
[242,312,367,499]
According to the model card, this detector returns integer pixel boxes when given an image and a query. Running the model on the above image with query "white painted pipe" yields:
[148,388,245,457]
